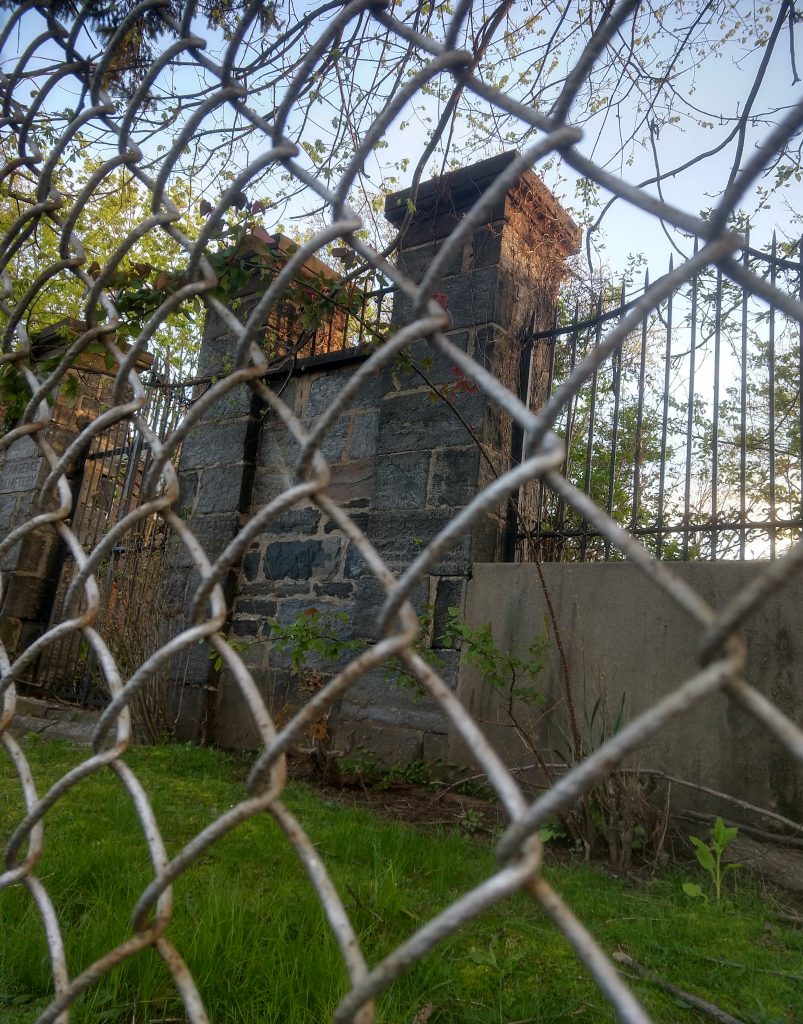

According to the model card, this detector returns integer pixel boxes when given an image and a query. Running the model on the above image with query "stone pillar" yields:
[161,308,262,742]
[163,234,348,741]
[0,433,64,658]
[378,150,580,632]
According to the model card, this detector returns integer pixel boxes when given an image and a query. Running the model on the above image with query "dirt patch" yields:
[286,749,504,835]
[312,775,506,837]
[290,758,803,909]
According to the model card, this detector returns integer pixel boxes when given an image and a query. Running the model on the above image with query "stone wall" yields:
[0,432,59,657]
[166,152,579,759]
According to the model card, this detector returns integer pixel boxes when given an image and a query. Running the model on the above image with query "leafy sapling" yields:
[683,817,741,904]
[441,608,546,709]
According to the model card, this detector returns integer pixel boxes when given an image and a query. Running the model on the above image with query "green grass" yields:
[1,737,800,1023]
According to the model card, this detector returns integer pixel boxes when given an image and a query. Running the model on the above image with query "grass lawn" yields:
[0,736,800,1023]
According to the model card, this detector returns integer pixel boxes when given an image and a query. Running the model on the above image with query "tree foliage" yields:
[2,2,801,256]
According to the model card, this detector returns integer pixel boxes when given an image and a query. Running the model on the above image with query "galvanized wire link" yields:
[1,3,802,1023]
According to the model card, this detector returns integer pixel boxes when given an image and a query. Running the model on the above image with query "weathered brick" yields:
[234,596,278,618]
[242,550,261,582]
[344,511,471,577]
[351,575,429,640]
[349,409,379,459]
[400,332,470,387]
[472,222,504,269]
[264,505,320,536]
[0,494,18,532]
[390,264,508,332]
[258,423,301,468]
[176,471,198,517]
[305,366,380,416]
[435,648,460,688]
[385,195,507,248]
[260,417,348,468]
[305,368,349,416]
[198,385,253,421]
[251,469,290,508]
[2,573,51,619]
[2,434,38,461]
[267,377,297,413]
[167,513,237,566]
[343,542,372,580]
[314,581,354,598]
[0,615,21,653]
[398,239,464,282]
[1,541,21,573]
[13,532,53,575]
[303,418,348,463]
[441,265,509,330]
[327,460,373,505]
[157,573,187,614]
[324,512,369,536]
[275,597,353,643]
[231,618,259,637]
[194,465,248,515]
[179,419,251,470]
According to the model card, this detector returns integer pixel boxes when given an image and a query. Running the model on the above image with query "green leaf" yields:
[689,835,716,874]
[682,882,704,899]
[713,817,738,850]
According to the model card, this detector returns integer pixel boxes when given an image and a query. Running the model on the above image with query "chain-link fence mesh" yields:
[1,2,803,1022]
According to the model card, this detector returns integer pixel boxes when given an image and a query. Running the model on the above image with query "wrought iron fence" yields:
[299,277,396,358]
[28,368,192,709]
[1,3,802,1024]
[237,237,395,361]
[527,238,803,561]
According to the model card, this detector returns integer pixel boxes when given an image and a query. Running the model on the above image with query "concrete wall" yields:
[454,562,803,820]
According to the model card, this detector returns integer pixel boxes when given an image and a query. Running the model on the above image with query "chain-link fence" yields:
[1,2,803,1022]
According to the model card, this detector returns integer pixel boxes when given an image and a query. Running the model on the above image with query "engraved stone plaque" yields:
[0,456,42,494]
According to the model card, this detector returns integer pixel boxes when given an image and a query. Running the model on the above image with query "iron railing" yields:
[525,237,803,561]
[29,368,193,706]
[300,277,396,358]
